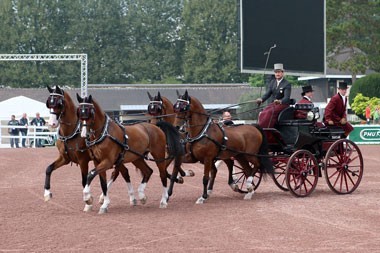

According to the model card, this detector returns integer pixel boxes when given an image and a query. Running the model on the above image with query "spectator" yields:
[324,82,353,137]
[294,85,314,119]
[8,115,20,148]
[256,63,292,128]
[30,112,46,147]
[374,106,380,125]
[365,105,371,125]
[221,111,234,126]
[19,113,29,148]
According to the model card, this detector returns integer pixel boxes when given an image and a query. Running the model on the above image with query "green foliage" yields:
[180,0,248,83]
[351,93,380,119]
[237,91,261,120]
[326,0,380,75]
[349,73,380,105]
[0,0,378,87]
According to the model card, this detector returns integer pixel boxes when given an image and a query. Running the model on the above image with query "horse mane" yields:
[63,91,76,115]
[91,97,106,119]
[189,95,206,113]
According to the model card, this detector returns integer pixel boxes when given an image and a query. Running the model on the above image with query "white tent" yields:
[0,96,50,120]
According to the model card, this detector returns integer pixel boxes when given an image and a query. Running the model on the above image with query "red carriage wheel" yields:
[324,139,363,194]
[232,162,262,193]
[270,154,289,191]
[286,150,319,197]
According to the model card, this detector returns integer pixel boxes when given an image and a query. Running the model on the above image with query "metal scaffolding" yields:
[0,54,88,97]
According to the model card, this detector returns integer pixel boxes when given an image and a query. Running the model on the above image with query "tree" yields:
[327,0,380,83]
[181,0,248,83]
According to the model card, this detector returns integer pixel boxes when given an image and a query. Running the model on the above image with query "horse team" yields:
[45,85,273,214]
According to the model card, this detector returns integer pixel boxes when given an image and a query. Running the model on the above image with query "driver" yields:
[256,63,292,128]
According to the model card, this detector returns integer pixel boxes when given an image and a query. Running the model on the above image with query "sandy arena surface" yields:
[0,145,379,252]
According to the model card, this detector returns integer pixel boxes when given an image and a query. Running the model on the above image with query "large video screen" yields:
[239,0,325,76]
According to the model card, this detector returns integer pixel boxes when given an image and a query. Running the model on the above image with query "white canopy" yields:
[0,96,50,120]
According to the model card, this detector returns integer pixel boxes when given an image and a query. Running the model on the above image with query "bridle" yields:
[147,97,163,116]
[46,92,65,121]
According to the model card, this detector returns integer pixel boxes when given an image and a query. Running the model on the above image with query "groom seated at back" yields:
[324,82,353,137]
[256,63,292,128]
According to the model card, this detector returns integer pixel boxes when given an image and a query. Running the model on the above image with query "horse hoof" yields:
[177,177,184,184]
[83,204,93,212]
[229,184,239,192]
[140,196,147,205]
[44,193,52,202]
[195,197,205,204]
[244,191,254,200]
[98,195,104,204]
[187,170,195,177]
[84,196,93,205]
[98,207,108,214]
[159,202,168,208]
[130,199,137,206]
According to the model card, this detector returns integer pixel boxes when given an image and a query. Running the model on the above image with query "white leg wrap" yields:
[44,189,52,201]
[99,195,110,214]
[160,187,168,208]
[126,182,137,206]
[83,185,91,201]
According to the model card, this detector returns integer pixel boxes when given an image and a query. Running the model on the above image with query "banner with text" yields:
[349,125,380,144]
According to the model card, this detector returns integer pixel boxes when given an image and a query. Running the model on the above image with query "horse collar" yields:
[85,114,111,147]
[186,117,212,143]
[58,120,82,142]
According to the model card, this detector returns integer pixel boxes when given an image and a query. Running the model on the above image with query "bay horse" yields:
[77,94,182,212]
[147,91,195,194]
[173,90,273,204]
[45,85,136,212]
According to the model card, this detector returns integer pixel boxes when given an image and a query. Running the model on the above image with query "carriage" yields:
[232,100,364,197]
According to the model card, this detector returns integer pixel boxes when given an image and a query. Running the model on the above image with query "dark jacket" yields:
[31,117,46,131]
[19,117,29,134]
[261,78,292,105]
[8,119,20,135]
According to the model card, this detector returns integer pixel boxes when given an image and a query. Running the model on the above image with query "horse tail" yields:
[155,121,184,157]
[254,124,274,175]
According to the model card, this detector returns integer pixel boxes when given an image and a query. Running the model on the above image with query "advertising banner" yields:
[349,125,380,144]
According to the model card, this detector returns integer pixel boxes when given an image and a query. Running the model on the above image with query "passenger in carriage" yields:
[256,63,292,128]
[221,111,234,126]
[294,85,314,119]
[324,82,353,137]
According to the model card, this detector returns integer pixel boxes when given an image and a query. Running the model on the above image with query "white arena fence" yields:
[0,124,57,148]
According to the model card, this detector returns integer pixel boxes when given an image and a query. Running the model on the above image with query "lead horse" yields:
[45,85,136,212]
[77,94,183,212]
[173,90,273,203]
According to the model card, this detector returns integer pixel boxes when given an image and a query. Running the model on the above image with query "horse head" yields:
[46,85,66,128]
[147,91,164,116]
[173,90,192,133]
[76,94,97,138]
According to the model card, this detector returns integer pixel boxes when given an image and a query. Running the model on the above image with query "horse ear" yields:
[56,85,63,95]
[88,95,93,103]
[147,91,153,100]
[176,90,180,97]
[157,91,161,99]
[76,93,83,103]
[184,90,189,99]
[47,85,53,93]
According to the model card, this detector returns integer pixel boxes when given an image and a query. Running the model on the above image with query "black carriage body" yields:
[261,103,363,197]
